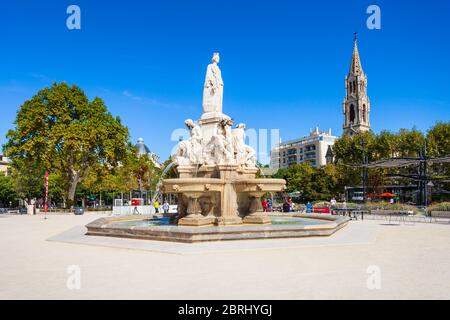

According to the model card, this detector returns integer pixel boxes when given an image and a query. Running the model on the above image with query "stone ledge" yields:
[86,215,349,243]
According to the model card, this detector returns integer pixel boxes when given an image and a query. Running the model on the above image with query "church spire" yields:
[350,33,363,75]
[343,34,371,136]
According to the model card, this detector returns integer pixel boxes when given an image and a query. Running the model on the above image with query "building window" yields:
[349,104,355,123]
[305,145,316,152]
[363,104,366,122]
[287,156,297,164]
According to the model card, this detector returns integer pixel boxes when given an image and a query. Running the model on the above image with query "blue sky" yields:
[1,0,449,163]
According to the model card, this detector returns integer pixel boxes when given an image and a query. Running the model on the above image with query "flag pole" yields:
[44,170,49,220]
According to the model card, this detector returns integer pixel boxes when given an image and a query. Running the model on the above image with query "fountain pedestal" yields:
[243,192,271,225]
[178,191,216,226]
[216,165,242,226]
[162,165,286,227]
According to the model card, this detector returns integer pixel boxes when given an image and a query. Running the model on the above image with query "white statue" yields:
[206,118,235,165]
[202,52,224,114]
[173,53,257,169]
[175,119,204,166]
[232,123,257,167]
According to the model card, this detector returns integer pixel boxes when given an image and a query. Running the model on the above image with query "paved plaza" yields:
[0,214,449,299]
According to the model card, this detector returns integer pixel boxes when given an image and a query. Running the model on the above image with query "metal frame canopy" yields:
[362,156,450,169]
[364,158,420,169]
[347,145,450,207]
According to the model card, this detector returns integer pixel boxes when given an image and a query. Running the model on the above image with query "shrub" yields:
[427,202,450,212]
[363,202,419,214]
[312,201,331,207]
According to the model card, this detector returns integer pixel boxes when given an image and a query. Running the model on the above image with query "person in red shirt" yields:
[261,199,267,212]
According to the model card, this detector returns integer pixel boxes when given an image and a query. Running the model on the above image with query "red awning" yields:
[367,193,396,198]
[381,193,395,197]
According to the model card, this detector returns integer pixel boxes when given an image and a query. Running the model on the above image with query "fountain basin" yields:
[86,214,349,243]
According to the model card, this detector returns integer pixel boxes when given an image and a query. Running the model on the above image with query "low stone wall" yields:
[112,205,154,215]
[86,214,350,243]
[430,211,450,218]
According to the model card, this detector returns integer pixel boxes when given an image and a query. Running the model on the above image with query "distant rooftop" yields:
[135,138,161,168]
[278,127,337,147]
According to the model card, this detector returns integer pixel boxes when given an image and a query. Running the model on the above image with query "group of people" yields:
[153,200,170,214]
[282,199,296,213]
[261,198,273,212]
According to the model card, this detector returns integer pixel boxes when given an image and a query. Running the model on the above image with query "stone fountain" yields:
[85,53,349,243]
[162,52,286,227]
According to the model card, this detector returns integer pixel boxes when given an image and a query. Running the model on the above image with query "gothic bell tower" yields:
[343,35,371,135]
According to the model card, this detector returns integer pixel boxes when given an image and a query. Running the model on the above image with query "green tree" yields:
[4,83,130,207]
[93,145,162,198]
[427,122,450,197]
[8,158,45,204]
[373,130,399,159]
[397,128,425,157]
[0,173,18,207]
[275,163,338,202]
[427,122,450,157]
[310,164,338,200]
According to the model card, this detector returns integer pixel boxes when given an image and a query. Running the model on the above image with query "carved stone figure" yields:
[220,118,235,161]
[175,119,203,166]
[232,123,257,167]
[188,120,204,164]
[202,52,224,114]
[175,139,192,166]
[208,118,235,165]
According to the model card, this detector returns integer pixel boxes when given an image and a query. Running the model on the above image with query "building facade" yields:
[343,36,371,135]
[135,138,161,168]
[270,128,337,169]
[0,154,11,176]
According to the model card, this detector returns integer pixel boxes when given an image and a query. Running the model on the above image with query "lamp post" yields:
[361,139,368,204]
[425,181,434,210]
[44,171,49,220]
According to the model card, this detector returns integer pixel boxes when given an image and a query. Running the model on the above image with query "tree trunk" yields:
[67,170,80,208]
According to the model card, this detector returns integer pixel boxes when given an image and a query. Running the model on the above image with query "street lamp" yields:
[424,181,434,210]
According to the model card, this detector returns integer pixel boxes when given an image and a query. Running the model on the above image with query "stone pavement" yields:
[1,214,449,299]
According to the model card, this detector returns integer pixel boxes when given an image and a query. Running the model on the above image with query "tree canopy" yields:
[275,122,450,203]
[4,83,130,206]
[0,173,18,207]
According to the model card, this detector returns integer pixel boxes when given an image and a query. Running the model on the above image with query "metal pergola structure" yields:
[350,143,450,207]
